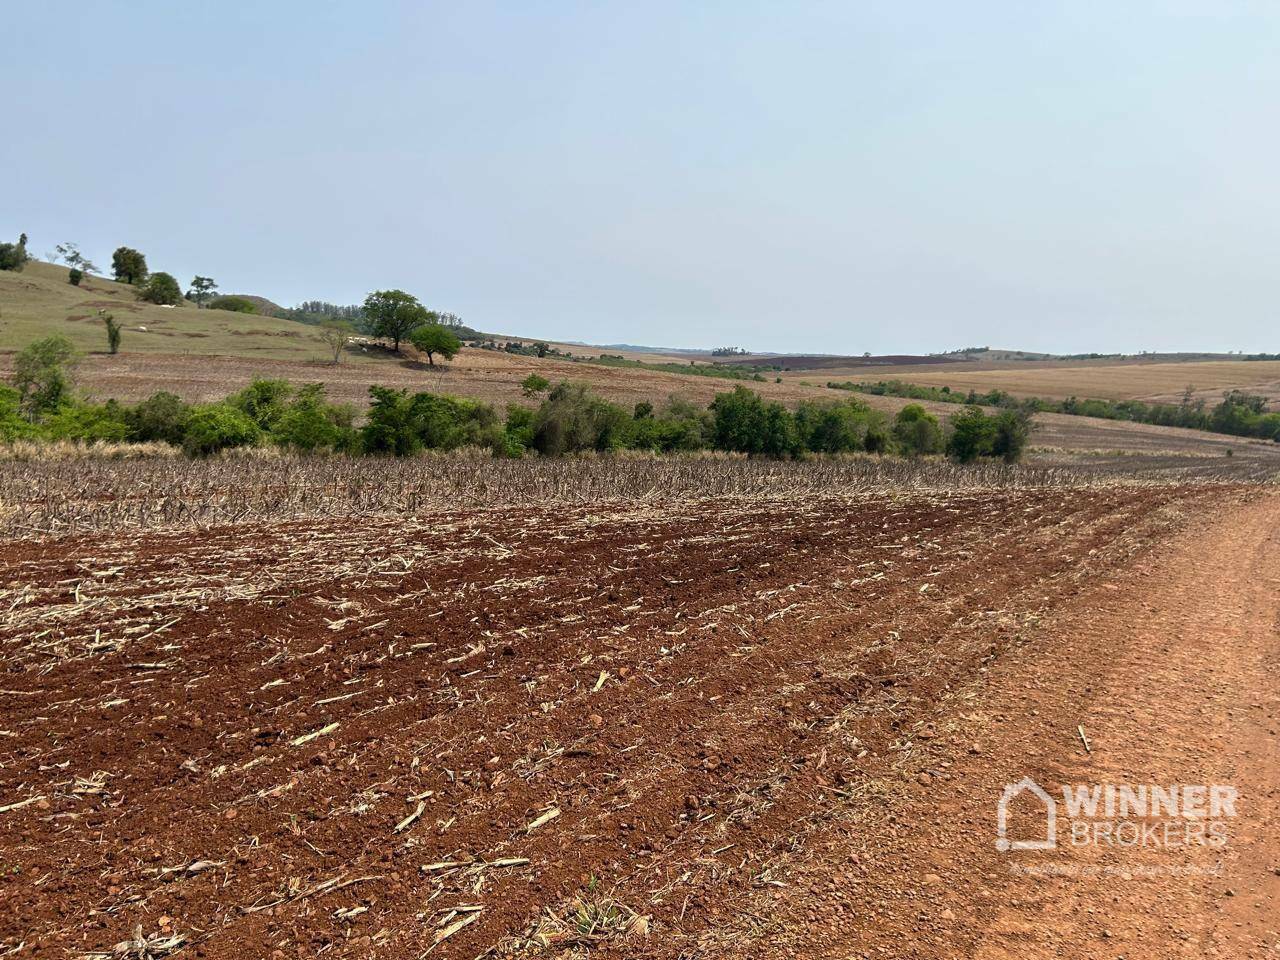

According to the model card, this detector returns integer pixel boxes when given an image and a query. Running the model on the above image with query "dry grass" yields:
[2,451,1274,540]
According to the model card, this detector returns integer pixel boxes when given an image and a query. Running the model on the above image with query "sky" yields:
[3,2,1278,355]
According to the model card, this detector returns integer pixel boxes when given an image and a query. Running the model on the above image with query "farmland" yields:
[1,454,1278,958]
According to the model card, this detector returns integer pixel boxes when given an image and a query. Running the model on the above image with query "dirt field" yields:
[787,357,1280,405]
[2,480,1277,958]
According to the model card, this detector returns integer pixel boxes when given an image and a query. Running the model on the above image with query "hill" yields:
[0,261,358,364]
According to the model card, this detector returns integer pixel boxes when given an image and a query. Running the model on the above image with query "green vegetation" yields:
[2,336,1033,463]
[68,268,83,286]
[103,312,121,354]
[208,294,257,313]
[138,271,183,305]
[408,323,461,365]
[188,276,218,307]
[111,246,148,285]
[362,289,433,352]
[836,379,1280,443]
[521,373,550,397]
[583,353,770,382]
[0,233,30,272]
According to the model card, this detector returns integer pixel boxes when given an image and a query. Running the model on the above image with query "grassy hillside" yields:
[0,261,364,364]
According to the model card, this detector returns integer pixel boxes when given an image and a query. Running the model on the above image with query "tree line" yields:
[3,335,1028,462]
[837,379,1280,443]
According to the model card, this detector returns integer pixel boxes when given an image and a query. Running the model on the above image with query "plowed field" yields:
[1,485,1271,958]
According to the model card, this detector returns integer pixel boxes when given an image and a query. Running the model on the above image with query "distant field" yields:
[783,358,1280,403]
[0,261,357,364]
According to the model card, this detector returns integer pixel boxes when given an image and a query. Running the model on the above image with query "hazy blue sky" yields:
[4,2,1278,354]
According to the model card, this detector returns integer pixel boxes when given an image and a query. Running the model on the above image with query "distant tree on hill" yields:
[0,232,30,272]
[55,242,98,277]
[112,247,148,284]
[409,323,461,366]
[138,271,182,305]
[188,276,218,307]
[437,312,464,328]
[68,269,83,286]
[362,289,433,352]
[209,295,257,313]
[318,319,355,364]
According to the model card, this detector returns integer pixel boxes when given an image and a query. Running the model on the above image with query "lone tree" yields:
[101,311,122,354]
[112,246,148,285]
[138,271,182,305]
[188,276,218,307]
[521,373,550,396]
[318,319,355,364]
[55,242,99,277]
[361,289,433,352]
[408,323,461,366]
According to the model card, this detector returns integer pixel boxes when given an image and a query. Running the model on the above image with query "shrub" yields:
[794,398,888,454]
[991,409,1033,463]
[0,387,36,442]
[111,246,148,284]
[532,383,631,456]
[209,295,258,314]
[103,312,122,354]
[0,234,29,272]
[710,385,798,458]
[521,373,550,397]
[270,385,357,452]
[893,404,944,456]
[362,387,421,456]
[68,268,83,286]
[629,397,711,452]
[946,405,998,463]
[502,404,536,456]
[138,271,182,305]
[13,335,78,417]
[127,392,190,445]
[42,401,130,443]
[229,379,293,430]
[409,324,461,365]
[182,405,262,456]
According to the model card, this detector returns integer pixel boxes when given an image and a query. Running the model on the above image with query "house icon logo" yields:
[996,777,1057,851]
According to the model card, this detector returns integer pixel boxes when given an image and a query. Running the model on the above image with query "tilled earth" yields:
[0,486,1251,957]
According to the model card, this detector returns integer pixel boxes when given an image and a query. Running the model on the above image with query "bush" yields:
[209,295,258,314]
[112,246,148,284]
[127,392,190,445]
[42,401,130,443]
[270,385,356,452]
[892,404,944,456]
[521,373,550,397]
[229,379,294,430]
[991,409,1032,463]
[362,387,421,456]
[532,383,631,456]
[138,271,182,305]
[68,268,83,286]
[13,335,78,417]
[182,405,262,456]
[794,398,888,454]
[0,234,29,272]
[946,405,998,463]
[628,397,712,452]
[0,387,37,442]
[710,386,798,458]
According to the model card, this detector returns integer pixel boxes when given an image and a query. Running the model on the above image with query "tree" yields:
[126,392,190,445]
[991,409,1033,463]
[408,323,461,366]
[521,373,550,397]
[55,242,98,276]
[13,335,77,418]
[182,405,261,456]
[68,268,84,286]
[0,232,29,272]
[892,404,943,456]
[437,312,464,328]
[102,311,122,354]
[361,289,433,352]
[318,319,355,364]
[946,405,997,463]
[112,247,148,285]
[188,276,218,307]
[138,271,182,305]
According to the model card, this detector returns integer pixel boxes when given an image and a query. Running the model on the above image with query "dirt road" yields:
[731,492,1280,959]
